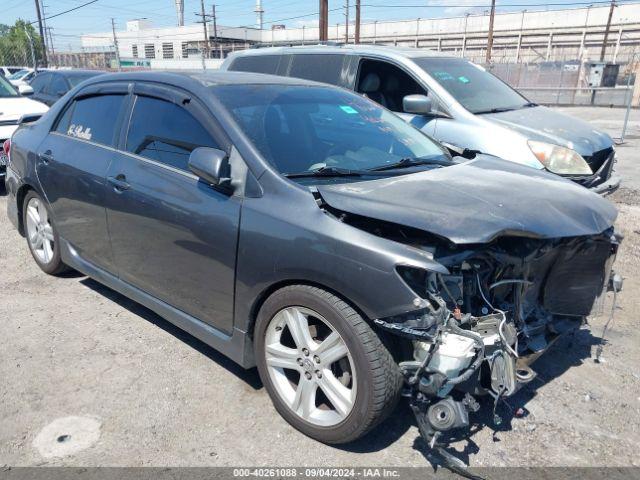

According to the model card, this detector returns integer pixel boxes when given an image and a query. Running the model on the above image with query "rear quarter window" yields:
[229,55,280,74]
[288,54,345,85]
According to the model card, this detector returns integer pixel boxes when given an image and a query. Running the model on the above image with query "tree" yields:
[0,20,45,68]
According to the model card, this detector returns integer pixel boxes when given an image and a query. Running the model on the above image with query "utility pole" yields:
[600,0,616,61]
[33,0,48,67]
[46,27,55,63]
[355,0,361,44]
[111,18,121,71]
[485,0,496,63]
[200,0,209,58]
[319,0,328,42]
[211,4,218,57]
[344,0,349,44]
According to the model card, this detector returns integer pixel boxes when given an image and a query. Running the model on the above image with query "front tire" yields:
[23,191,68,275]
[255,285,403,444]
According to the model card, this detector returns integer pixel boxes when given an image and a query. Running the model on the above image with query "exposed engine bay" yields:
[322,197,623,474]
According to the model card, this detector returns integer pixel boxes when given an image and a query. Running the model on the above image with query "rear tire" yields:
[255,285,403,444]
[23,191,69,275]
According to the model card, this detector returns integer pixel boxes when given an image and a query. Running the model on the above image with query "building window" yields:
[181,42,189,59]
[162,42,174,59]
[144,44,155,59]
[132,45,138,58]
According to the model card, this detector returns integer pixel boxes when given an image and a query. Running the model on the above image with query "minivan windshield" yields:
[415,57,531,114]
[0,75,18,97]
[214,84,449,177]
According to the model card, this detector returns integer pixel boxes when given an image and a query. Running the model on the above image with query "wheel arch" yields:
[15,183,37,236]
[246,279,372,341]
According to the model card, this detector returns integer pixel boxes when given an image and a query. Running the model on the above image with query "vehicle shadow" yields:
[339,327,599,465]
[79,277,263,390]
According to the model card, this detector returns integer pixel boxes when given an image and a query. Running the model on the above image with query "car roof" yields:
[81,70,331,89]
[228,44,456,61]
[53,69,105,77]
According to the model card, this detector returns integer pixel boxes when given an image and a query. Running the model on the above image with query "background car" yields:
[0,74,48,179]
[4,71,619,453]
[0,66,25,78]
[28,69,104,106]
[7,68,37,86]
[222,45,619,194]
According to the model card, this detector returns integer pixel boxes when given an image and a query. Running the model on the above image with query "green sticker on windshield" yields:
[458,76,470,83]
[340,105,358,114]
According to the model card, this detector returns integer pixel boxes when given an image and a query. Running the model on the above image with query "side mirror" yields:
[403,94,432,115]
[188,147,232,189]
[18,84,34,96]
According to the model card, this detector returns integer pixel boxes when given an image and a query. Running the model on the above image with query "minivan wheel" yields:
[255,285,403,444]
[23,191,68,275]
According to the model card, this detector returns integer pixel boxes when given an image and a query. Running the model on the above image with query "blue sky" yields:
[2,0,623,50]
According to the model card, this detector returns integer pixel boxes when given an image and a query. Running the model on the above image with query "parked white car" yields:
[0,66,25,78]
[7,68,37,87]
[0,74,48,179]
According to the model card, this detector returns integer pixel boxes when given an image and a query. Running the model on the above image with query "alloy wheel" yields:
[25,197,55,265]
[264,306,357,427]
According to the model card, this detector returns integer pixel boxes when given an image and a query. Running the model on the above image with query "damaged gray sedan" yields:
[5,72,621,462]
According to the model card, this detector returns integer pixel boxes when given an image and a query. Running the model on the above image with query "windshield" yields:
[8,69,30,80]
[214,84,448,177]
[0,75,18,97]
[415,57,530,114]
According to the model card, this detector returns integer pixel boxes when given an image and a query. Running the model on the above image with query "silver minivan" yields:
[221,45,619,193]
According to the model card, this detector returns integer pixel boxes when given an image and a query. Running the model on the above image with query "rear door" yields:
[36,83,130,272]
[105,83,241,334]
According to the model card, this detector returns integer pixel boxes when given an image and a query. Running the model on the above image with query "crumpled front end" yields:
[372,225,622,466]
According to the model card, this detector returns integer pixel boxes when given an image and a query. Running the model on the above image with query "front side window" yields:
[415,57,530,114]
[214,85,447,176]
[125,95,219,171]
[56,94,125,146]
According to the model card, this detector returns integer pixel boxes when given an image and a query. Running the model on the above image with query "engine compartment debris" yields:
[370,222,623,475]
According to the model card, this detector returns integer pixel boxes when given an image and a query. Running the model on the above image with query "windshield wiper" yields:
[368,156,453,172]
[284,166,366,178]
[474,106,518,114]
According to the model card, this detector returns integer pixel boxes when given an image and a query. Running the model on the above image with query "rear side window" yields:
[56,94,125,147]
[288,54,344,85]
[30,73,51,94]
[49,75,68,96]
[125,95,219,171]
[228,55,280,75]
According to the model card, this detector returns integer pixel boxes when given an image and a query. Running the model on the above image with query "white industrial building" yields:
[81,3,640,66]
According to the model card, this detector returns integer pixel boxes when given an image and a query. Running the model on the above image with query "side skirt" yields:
[59,238,256,369]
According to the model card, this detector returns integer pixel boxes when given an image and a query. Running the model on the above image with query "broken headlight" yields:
[527,140,592,175]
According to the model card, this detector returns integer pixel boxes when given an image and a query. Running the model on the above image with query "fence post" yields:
[620,55,638,143]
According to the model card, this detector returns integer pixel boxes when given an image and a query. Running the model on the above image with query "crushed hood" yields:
[482,106,612,157]
[317,155,617,244]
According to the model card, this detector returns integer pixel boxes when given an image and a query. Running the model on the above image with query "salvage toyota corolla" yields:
[5,72,621,459]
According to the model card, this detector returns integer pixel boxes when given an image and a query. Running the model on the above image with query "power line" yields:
[28,0,99,25]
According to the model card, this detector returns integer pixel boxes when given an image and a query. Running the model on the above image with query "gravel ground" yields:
[1,108,639,469]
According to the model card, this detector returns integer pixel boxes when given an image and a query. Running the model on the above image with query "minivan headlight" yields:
[527,140,592,175]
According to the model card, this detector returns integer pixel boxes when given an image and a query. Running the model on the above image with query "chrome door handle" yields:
[40,150,54,164]
[107,175,131,191]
